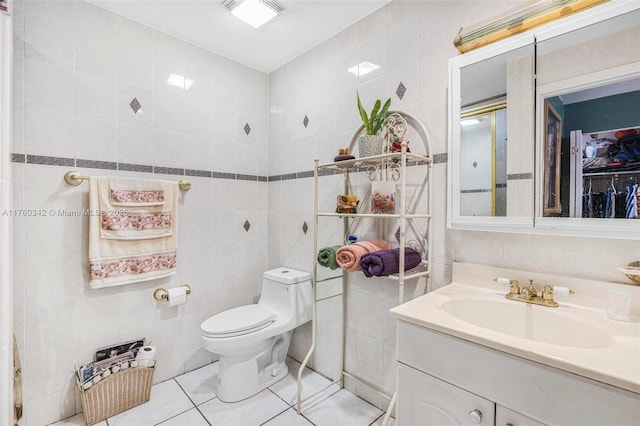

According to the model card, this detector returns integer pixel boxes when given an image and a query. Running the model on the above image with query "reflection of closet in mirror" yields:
[536,7,640,220]
[579,171,639,220]
[460,102,507,216]
[572,125,640,219]
[541,77,640,218]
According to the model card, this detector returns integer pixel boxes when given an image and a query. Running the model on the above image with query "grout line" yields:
[267,387,292,407]
[258,406,305,426]
[173,377,213,426]
[369,413,384,426]
[302,413,317,425]
[153,406,198,426]
[172,377,198,408]
[369,412,396,426]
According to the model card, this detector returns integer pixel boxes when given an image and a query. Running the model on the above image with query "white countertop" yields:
[390,263,640,394]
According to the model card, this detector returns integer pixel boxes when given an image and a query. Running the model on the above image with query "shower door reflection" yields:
[460,102,507,216]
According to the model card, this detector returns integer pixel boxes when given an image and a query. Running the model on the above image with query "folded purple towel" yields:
[359,247,422,277]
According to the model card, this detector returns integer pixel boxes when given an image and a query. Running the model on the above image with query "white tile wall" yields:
[73,2,117,78]
[24,108,73,157]
[12,1,269,424]
[23,0,74,69]
[1,8,14,426]
[11,0,640,424]
[267,0,639,412]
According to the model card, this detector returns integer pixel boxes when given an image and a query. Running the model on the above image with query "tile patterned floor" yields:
[51,359,393,426]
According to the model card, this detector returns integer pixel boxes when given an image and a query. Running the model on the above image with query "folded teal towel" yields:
[317,245,341,270]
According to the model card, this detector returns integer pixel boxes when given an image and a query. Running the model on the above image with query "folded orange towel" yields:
[336,239,391,272]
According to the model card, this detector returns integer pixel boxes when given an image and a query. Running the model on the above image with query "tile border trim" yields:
[460,182,507,193]
[11,152,449,182]
[11,153,267,182]
[507,173,533,180]
[433,153,448,163]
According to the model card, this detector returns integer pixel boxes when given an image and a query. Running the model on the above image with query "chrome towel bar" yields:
[63,170,192,191]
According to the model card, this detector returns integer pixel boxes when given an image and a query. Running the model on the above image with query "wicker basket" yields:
[80,367,154,426]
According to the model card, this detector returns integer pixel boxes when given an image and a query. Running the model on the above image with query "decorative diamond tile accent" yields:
[244,123,251,135]
[396,82,406,100]
[129,97,142,114]
[243,220,251,232]
[303,115,309,128]
[473,161,478,168]
[302,222,309,234]
[395,227,401,243]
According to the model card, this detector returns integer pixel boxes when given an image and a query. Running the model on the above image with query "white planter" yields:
[358,135,384,158]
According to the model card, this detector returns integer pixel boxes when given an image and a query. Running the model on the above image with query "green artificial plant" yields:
[357,91,391,135]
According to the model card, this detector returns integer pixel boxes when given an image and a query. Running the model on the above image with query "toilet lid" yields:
[201,305,275,337]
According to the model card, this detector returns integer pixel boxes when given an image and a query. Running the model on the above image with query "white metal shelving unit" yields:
[296,111,433,425]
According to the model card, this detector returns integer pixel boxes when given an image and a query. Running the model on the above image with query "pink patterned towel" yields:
[335,239,391,272]
[89,177,178,289]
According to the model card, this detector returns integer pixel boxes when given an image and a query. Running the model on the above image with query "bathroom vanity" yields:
[390,263,640,426]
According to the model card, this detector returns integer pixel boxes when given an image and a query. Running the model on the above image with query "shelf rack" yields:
[296,111,433,426]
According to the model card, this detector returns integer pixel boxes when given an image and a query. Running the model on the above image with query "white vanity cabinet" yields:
[495,406,545,426]
[396,320,640,426]
[398,363,495,426]
[398,363,546,426]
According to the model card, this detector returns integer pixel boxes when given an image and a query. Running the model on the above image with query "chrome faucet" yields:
[505,279,559,307]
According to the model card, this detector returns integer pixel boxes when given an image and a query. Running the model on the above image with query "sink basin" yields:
[441,299,615,349]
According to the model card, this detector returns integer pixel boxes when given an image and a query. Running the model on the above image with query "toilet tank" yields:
[259,267,312,325]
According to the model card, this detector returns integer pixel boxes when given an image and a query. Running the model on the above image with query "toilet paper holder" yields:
[153,284,191,301]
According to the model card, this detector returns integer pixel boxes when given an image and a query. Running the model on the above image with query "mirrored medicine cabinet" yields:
[448,1,640,239]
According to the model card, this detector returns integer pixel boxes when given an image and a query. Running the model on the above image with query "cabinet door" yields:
[398,364,495,426]
[496,405,546,426]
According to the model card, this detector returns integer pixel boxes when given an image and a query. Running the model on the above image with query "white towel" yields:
[88,177,178,289]
[99,177,173,240]
[108,178,167,207]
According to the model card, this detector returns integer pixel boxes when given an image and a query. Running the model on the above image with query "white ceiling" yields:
[560,77,640,105]
[90,0,390,73]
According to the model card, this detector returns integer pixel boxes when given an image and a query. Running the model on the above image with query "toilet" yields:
[200,267,313,402]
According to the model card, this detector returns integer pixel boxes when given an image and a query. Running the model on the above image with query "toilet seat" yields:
[201,305,275,338]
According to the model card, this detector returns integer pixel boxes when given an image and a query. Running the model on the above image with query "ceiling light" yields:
[223,0,285,29]
[167,74,194,90]
[348,61,381,77]
[460,118,480,127]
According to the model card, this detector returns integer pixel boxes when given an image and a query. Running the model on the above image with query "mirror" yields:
[449,2,640,237]
[449,39,535,228]
[460,102,507,216]
[536,8,640,234]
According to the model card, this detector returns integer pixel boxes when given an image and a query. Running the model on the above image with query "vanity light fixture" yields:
[347,61,381,77]
[454,0,608,54]
[223,0,285,29]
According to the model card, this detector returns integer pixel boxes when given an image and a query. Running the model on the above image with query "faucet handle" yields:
[508,280,520,295]
[542,284,554,301]
[541,284,560,306]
